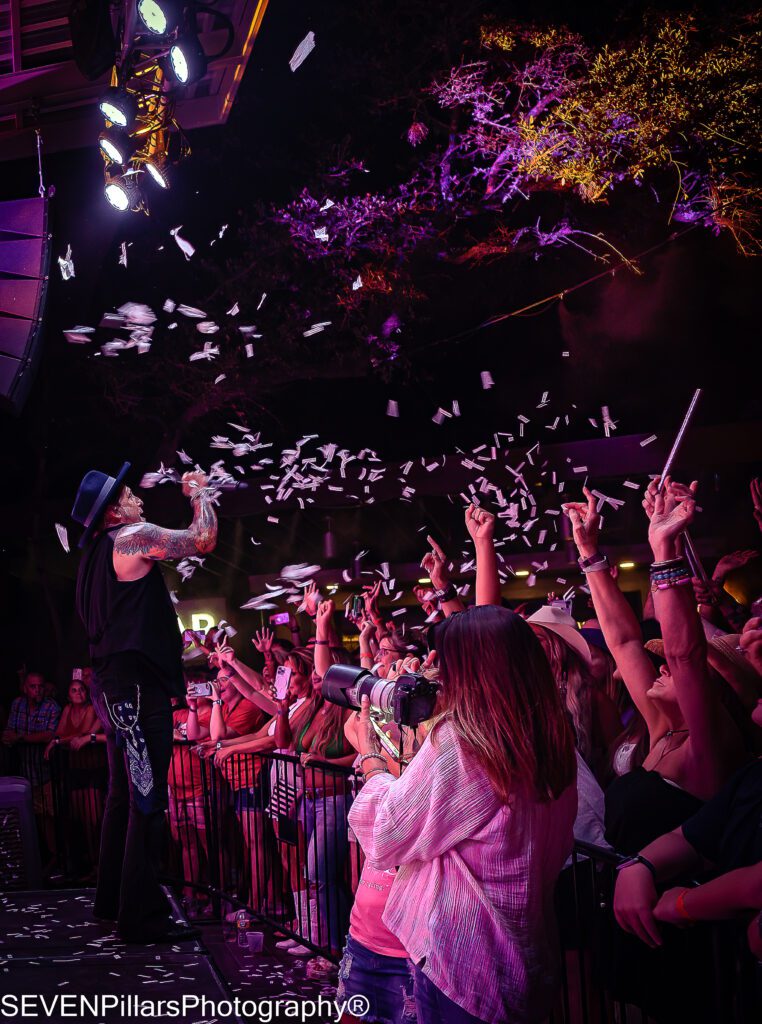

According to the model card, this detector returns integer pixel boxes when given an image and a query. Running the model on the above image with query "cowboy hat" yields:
[526,605,592,666]
[71,462,131,548]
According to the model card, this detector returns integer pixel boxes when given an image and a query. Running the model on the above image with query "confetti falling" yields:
[289,30,316,72]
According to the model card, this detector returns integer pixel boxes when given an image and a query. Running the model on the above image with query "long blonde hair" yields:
[533,625,594,764]
[433,606,575,803]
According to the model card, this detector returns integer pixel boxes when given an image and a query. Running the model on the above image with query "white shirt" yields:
[348,720,577,1023]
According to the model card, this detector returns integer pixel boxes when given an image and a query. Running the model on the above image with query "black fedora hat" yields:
[71,463,131,548]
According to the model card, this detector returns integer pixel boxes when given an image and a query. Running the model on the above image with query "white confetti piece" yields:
[289,30,316,72]
[189,342,220,362]
[63,326,94,344]
[226,302,240,316]
[197,321,220,334]
[177,304,206,318]
[55,524,70,553]
[257,292,267,310]
[58,244,75,281]
[640,434,657,447]
[386,399,399,417]
[214,374,226,384]
[163,298,176,313]
[118,241,128,267]
[352,275,363,290]
[480,370,494,389]
[170,225,195,260]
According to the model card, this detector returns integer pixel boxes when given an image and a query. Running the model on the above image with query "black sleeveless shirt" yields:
[604,767,704,854]
[76,527,184,698]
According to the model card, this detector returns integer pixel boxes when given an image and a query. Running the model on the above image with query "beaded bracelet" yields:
[651,576,693,593]
[358,752,387,768]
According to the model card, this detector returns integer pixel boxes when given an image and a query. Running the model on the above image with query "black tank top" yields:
[75,527,184,698]
[604,767,704,854]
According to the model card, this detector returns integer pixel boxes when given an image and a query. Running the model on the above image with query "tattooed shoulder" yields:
[113,522,198,561]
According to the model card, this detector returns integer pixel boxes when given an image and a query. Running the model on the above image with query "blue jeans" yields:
[413,964,487,1024]
[302,791,351,951]
[338,935,416,1024]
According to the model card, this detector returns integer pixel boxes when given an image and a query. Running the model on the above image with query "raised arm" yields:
[647,479,743,794]
[422,536,465,618]
[113,472,217,574]
[465,504,501,606]
[216,644,278,716]
[314,600,336,680]
[564,488,666,739]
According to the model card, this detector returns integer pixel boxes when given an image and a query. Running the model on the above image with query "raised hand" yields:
[362,580,382,618]
[713,549,759,582]
[252,628,274,654]
[739,616,762,676]
[647,478,697,558]
[465,504,495,542]
[562,486,601,558]
[303,581,321,617]
[358,616,376,647]
[181,470,209,497]
[421,536,450,590]
[316,599,335,629]
[215,642,236,665]
[643,476,696,521]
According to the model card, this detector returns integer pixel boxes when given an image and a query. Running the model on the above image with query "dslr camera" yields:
[322,664,438,728]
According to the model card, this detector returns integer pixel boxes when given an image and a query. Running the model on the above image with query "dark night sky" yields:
[0,0,760,688]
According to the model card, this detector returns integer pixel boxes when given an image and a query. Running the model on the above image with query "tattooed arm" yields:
[113,473,218,579]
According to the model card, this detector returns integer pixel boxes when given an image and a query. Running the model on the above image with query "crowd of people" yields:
[3,475,762,1023]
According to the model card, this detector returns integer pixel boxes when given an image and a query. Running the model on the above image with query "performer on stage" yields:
[72,463,217,943]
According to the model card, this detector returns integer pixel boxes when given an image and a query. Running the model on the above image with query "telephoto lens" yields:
[322,664,438,728]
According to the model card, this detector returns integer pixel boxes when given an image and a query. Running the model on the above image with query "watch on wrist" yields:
[89,733,97,744]
[212,698,223,706]
[215,741,223,751]
[433,583,457,603]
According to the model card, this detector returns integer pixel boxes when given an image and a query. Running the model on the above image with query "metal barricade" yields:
[5,735,759,1020]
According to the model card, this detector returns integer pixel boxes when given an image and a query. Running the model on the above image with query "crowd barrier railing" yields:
[2,739,759,1021]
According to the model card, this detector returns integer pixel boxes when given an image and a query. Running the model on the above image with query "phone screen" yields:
[274,665,292,700]
[270,612,290,625]
[187,681,213,699]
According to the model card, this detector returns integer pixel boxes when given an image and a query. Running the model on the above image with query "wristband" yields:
[651,558,685,570]
[90,733,97,745]
[314,640,329,646]
[215,741,223,751]
[578,552,610,573]
[363,767,392,780]
[616,854,657,880]
[675,888,696,924]
[433,584,457,603]
[212,699,223,707]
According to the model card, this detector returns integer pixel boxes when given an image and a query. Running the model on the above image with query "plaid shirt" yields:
[7,696,61,735]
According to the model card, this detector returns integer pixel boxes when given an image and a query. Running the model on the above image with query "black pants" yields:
[90,667,174,937]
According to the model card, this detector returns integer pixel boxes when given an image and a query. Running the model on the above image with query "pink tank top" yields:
[349,863,408,958]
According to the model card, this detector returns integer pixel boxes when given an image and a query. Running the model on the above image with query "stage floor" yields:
[0,888,340,1024]
[0,888,238,1023]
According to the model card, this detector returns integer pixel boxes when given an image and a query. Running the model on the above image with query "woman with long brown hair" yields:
[348,604,577,1024]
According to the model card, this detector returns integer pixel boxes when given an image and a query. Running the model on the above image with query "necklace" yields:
[651,728,689,769]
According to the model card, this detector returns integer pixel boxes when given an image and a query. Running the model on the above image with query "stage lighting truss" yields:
[98,3,233,211]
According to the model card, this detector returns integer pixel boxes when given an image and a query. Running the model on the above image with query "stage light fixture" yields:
[98,127,136,166]
[144,156,171,189]
[99,87,138,129]
[104,172,143,212]
[168,33,207,85]
[136,0,182,36]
